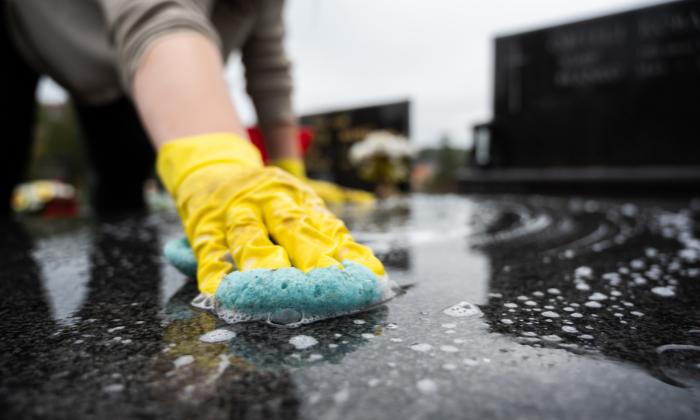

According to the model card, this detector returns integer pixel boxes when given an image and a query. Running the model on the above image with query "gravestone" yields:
[478,0,700,168]
[301,100,410,191]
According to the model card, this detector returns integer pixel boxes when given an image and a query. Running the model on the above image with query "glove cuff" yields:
[269,157,307,179]
[157,133,263,194]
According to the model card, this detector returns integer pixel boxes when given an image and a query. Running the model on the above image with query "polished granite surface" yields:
[1,194,699,419]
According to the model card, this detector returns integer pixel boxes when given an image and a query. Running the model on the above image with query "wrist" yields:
[262,123,301,161]
[269,157,307,179]
[157,133,263,194]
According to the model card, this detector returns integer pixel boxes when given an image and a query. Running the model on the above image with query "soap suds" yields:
[199,329,236,343]
[289,335,318,350]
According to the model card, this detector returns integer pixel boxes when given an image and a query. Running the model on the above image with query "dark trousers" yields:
[1,5,155,218]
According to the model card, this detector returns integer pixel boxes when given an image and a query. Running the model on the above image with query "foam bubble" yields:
[542,311,559,318]
[542,335,562,342]
[308,354,323,362]
[353,319,366,325]
[575,266,593,279]
[289,335,318,350]
[651,286,675,297]
[411,343,433,352]
[630,259,645,270]
[442,301,481,318]
[584,301,602,309]
[416,378,438,394]
[680,248,699,262]
[440,345,459,353]
[504,303,518,308]
[173,355,194,368]
[576,281,591,291]
[103,384,124,393]
[500,319,514,325]
[588,292,608,301]
[633,277,648,285]
[333,387,350,404]
[547,288,561,295]
[562,326,578,334]
[199,329,236,343]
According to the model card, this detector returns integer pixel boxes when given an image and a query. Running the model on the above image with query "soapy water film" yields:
[191,195,699,386]
[168,195,700,386]
[22,195,700,393]
[470,196,700,387]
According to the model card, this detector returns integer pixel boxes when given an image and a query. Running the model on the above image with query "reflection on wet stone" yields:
[1,196,700,419]
[476,197,700,387]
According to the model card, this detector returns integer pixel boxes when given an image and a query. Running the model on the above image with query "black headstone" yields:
[482,0,700,168]
[300,100,410,190]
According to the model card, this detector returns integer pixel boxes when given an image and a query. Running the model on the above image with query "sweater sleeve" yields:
[97,0,221,93]
[241,0,295,128]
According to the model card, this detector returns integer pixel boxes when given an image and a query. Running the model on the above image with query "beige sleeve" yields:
[241,0,295,128]
[97,0,221,93]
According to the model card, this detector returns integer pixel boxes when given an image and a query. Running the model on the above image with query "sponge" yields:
[163,237,198,278]
[163,237,398,327]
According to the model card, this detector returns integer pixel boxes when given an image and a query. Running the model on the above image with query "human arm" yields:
[123,21,383,296]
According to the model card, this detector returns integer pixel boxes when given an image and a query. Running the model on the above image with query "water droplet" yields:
[651,286,675,297]
[416,378,438,394]
[410,343,432,352]
[442,301,481,318]
[200,329,236,343]
[289,335,318,350]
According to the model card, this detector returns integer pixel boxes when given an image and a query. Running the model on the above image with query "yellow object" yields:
[157,133,385,295]
[270,158,375,205]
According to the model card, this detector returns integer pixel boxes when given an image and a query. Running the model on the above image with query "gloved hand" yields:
[157,133,385,296]
[270,158,375,205]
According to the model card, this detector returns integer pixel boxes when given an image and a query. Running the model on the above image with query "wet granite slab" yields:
[0,194,699,419]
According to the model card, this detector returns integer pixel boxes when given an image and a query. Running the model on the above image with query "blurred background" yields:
[24,0,697,214]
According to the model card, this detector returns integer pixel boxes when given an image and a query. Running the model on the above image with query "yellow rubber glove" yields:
[157,133,385,296]
[270,158,376,205]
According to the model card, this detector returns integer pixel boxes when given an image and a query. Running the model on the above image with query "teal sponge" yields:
[163,237,394,326]
[214,261,382,316]
[163,237,197,278]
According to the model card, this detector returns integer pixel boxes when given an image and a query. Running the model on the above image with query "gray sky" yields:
[39,0,666,149]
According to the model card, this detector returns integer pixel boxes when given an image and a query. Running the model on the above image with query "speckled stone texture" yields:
[1,195,699,420]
